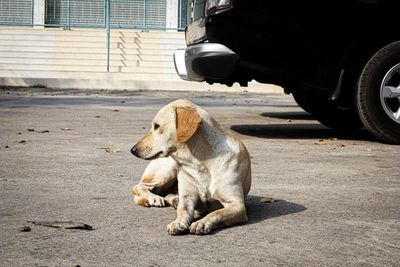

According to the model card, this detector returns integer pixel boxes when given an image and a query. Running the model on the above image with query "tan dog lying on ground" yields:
[131,99,251,235]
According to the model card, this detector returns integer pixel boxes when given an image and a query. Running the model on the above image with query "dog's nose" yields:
[130,145,138,156]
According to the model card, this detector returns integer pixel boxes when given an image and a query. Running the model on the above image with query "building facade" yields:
[0,0,189,30]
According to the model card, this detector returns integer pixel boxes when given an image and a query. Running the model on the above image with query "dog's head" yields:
[131,100,202,160]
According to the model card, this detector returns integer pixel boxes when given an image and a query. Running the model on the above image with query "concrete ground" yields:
[0,87,399,267]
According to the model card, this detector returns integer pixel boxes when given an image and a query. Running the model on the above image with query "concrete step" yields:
[0,28,185,39]
[0,46,180,56]
[0,34,186,45]
[0,63,177,74]
[0,69,181,81]
[0,27,192,88]
[0,46,175,56]
[0,69,281,93]
[0,51,172,61]
[0,57,174,67]
[0,40,184,51]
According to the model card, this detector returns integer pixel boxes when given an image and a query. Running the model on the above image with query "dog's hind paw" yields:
[189,220,213,235]
[167,220,189,235]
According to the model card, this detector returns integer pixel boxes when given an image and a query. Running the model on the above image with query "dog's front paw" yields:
[147,195,165,207]
[167,220,189,235]
[189,219,213,235]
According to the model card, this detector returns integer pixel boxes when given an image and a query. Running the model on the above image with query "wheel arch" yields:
[343,34,400,85]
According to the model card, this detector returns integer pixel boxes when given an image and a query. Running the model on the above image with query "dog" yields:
[131,99,251,235]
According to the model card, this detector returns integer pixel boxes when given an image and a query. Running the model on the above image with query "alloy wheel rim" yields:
[380,63,400,124]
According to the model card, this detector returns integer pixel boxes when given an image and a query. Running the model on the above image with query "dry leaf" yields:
[27,128,34,132]
[314,139,327,145]
[16,140,26,144]
[16,226,31,232]
[99,147,121,153]
[61,128,72,131]
[259,197,278,203]
[28,220,93,230]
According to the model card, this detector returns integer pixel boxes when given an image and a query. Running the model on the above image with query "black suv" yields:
[174,0,400,144]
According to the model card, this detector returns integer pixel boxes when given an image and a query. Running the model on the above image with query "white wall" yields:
[166,0,179,30]
[33,0,45,27]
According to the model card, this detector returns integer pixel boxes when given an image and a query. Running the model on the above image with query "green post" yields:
[179,0,182,29]
[106,0,111,72]
[31,0,34,26]
[67,0,71,29]
[143,0,147,31]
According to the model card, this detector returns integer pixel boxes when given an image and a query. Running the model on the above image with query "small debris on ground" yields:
[98,147,121,153]
[329,137,338,141]
[27,128,34,132]
[259,197,279,203]
[314,139,327,145]
[61,128,72,131]
[28,221,94,230]
[16,140,26,144]
[16,226,31,232]
[39,130,50,133]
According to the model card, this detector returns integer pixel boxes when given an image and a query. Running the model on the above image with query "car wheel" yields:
[302,91,363,130]
[292,92,311,113]
[356,41,400,144]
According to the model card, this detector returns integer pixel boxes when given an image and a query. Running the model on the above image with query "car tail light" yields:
[206,0,234,15]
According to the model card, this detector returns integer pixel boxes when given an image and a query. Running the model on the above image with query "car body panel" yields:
[176,0,398,93]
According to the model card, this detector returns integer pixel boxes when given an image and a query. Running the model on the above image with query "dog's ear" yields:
[175,107,202,143]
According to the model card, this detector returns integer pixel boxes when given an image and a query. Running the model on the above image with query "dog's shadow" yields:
[245,195,306,224]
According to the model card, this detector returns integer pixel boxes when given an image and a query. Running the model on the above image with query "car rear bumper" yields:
[173,43,239,82]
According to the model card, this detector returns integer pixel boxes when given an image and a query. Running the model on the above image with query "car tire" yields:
[292,92,311,113]
[302,91,363,130]
[356,41,400,144]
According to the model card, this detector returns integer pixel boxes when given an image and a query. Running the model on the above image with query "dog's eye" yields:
[153,123,160,130]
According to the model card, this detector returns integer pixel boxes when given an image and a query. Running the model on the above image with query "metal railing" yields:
[0,0,188,71]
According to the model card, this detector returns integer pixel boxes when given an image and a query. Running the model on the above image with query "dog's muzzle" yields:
[131,144,162,160]
[130,145,139,157]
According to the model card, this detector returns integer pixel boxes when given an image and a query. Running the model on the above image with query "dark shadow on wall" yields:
[245,195,306,225]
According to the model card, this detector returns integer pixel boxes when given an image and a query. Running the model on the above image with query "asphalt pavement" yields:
[0,87,399,267]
